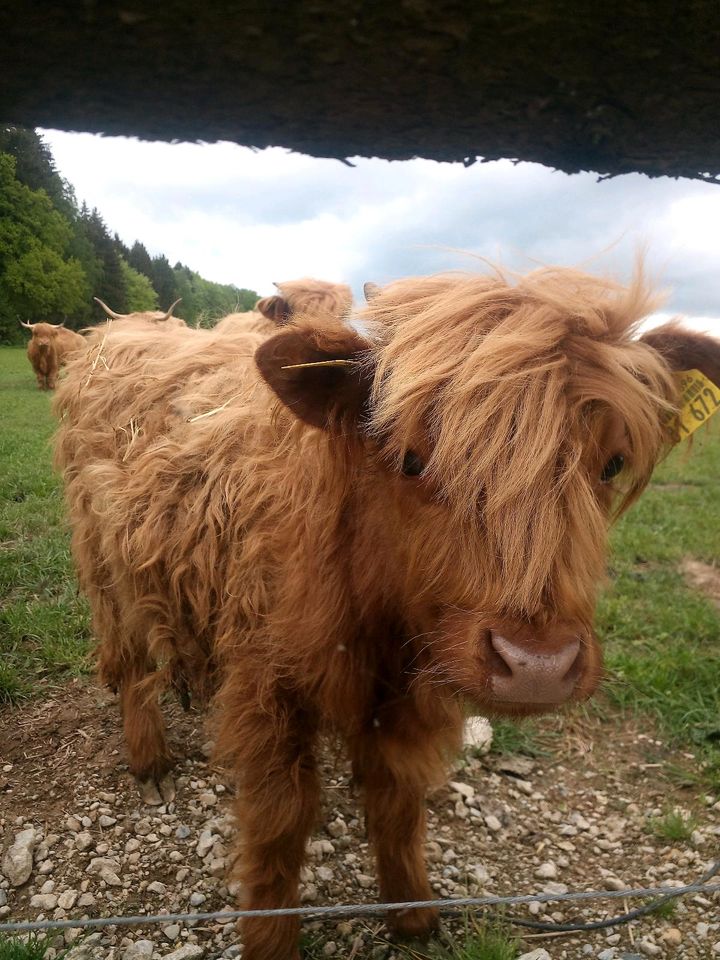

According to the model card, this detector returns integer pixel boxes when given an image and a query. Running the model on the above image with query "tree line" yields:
[0,127,258,344]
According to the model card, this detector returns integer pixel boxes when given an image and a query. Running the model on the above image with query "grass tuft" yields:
[0,935,68,960]
[646,807,698,843]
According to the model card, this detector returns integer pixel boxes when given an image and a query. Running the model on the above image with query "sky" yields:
[41,129,720,335]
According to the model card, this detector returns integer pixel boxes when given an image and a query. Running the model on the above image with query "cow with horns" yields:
[54,264,720,960]
[20,320,85,390]
[93,296,186,327]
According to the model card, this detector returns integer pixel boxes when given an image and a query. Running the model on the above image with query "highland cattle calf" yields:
[54,265,720,960]
[21,320,85,390]
[214,277,353,335]
[93,296,187,328]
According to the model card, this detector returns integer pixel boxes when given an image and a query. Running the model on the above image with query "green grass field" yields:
[1,344,719,780]
[0,347,90,702]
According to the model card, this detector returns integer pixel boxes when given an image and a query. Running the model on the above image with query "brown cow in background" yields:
[54,264,720,960]
[21,321,85,390]
[214,277,353,335]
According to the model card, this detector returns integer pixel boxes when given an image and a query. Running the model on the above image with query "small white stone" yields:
[196,830,215,858]
[484,815,502,832]
[448,780,475,800]
[534,862,557,880]
[463,716,493,754]
[123,940,154,959]
[147,880,167,894]
[326,817,348,839]
[30,893,58,909]
[163,945,204,960]
[639,940,662,957]
[517,950,551,960]
[662,929,682,946]
[1,827,37,887]
[57,890,78,910]
[75,832,94,852]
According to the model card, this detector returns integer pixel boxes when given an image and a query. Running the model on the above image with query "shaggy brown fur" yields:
[54,265,720,960]
[22,321,85,390]
[215,277,353,335]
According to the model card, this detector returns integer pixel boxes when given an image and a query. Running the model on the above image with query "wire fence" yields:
[1,858,718,937]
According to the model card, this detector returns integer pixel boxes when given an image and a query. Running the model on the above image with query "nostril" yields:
[486,632,513,677]
[562,642,584,684]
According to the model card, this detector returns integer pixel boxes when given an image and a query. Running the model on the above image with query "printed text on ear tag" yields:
[674,369,720,438]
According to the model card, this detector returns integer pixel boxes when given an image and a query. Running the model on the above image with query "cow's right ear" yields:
[254,323,374,431]
[256,295,290,325]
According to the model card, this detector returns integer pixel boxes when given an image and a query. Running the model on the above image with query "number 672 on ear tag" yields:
[675,369,720,438]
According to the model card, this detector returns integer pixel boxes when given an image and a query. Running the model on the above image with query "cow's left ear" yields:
[640,322,720,387]
[254,322,374,431]
[256,295,290,325]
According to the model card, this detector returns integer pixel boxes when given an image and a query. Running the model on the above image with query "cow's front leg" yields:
[227,701,320,960]
[350,723,454,941]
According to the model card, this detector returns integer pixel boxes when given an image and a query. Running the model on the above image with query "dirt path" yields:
[1,681,719,960]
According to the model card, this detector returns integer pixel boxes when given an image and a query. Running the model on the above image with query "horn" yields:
[93,297,124,319]
[363,282,381,302]
[19,320,34,329]
[160,298,182,321]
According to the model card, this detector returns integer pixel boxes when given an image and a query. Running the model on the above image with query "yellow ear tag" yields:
[674,369,720,438]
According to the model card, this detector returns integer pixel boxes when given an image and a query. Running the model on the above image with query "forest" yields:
[0,127,258,343]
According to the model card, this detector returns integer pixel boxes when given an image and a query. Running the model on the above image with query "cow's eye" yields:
[401,451,425,477]
[600,454,624,483]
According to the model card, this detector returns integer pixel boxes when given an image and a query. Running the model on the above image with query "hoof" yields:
[138,774,176,806]
[387,905,440,941]
[159,773,176,802]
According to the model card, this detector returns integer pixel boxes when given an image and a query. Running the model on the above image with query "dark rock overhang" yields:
[2,1,719,180]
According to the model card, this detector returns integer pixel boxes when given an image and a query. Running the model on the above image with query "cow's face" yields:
[256,269,720,717]
[30,323,61,351]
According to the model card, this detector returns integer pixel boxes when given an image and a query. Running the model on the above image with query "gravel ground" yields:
[1,680,719,960]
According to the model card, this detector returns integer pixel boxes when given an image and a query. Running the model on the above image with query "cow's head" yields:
[21,320,64,350]
[255,267,720,717]
[256,278,353,327]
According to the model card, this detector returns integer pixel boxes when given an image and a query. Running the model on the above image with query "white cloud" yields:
[41,129,720,336]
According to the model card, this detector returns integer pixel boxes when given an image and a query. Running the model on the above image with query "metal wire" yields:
[0,860,718,935]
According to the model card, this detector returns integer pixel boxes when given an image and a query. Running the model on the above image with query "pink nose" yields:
[489,631,582,704]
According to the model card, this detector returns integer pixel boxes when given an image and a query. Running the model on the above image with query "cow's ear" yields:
[255,323,374,431]
[641,322,720,386]
[256,295,290,325]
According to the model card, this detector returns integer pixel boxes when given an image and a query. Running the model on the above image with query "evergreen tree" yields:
[80,207,128,315]
[151,254,177,308]
[0,126,74,216]
[128,241,154,281]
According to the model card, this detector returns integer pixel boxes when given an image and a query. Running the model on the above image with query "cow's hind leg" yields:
[117,657,175,805]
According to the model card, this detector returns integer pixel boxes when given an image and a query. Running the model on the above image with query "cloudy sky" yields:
[42,129,720,334]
